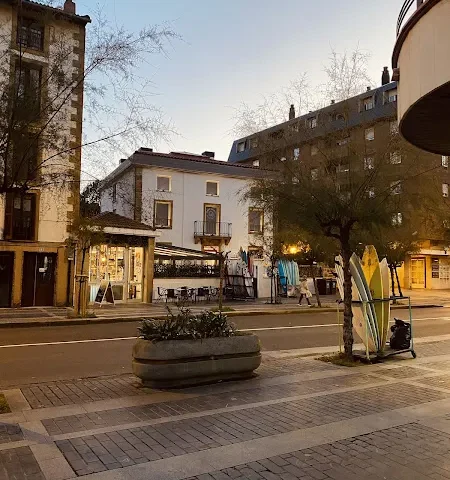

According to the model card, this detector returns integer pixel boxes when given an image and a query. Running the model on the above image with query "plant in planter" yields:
[132,307,261,388]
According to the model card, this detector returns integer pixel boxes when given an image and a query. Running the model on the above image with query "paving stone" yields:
[42,373,386,435]
[189,423,450,480]
[0,424,23,444]
[20,374,145,409]
[56,382,449,475]
[0,446,45,480]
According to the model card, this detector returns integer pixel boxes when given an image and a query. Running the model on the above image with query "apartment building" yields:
[0,0,90,307]
[228,71,450,290]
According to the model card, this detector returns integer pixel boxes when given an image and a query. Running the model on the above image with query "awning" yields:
[154,244,220,260]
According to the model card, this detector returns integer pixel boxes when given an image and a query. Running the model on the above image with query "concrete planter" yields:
[132,334,261,388]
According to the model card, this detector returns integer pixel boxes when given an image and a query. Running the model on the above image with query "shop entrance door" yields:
[0,252,14,307]
[22,253,56,306]
[411,258,426,289]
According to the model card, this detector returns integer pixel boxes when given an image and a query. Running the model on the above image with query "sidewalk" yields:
[0,289,447,327]
[3,336,450,479]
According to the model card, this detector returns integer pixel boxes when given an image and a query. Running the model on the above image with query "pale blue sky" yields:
[78,0,405,164]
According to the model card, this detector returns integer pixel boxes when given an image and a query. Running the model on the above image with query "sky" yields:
[77,0,405,168]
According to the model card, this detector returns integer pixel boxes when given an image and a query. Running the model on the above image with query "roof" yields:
[91,212,154,231]
[154,244,220,260]
[4,0,91,25]
[228,81,398,163]
[100,149,270,189]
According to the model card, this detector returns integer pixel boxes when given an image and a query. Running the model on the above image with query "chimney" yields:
[366,86,371,92]
[331,99,335,105]
[140,147,153,153]
[119,158,127,164]
[382,66,390,86]
[289,104,295,121]
[202,151,215,159]
[63,0,76,14]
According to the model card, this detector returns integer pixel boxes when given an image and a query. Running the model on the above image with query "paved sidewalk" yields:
[0,289,447,327]
[3,337,450,479]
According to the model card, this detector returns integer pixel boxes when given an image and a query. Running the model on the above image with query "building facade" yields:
[99,149,273,299]
[228,74,450,290]
[0,0,89,307]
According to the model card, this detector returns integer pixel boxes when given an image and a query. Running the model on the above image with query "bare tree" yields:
[0,4,178,199]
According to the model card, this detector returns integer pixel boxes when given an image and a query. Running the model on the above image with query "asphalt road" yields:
[1,307,449,388]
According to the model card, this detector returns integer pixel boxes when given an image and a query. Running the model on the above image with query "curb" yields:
[0,303,442,329]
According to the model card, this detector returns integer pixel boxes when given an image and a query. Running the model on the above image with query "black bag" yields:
[389,318,411,350]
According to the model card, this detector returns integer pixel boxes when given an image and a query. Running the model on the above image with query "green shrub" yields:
[138,307,236,342]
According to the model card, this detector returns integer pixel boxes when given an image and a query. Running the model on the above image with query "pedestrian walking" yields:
[298,277,312,306]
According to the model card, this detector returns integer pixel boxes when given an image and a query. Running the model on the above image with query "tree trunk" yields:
[394,265,403,297]
[76,247,87,316]
[312,273,321,307]
[341,243,354,359]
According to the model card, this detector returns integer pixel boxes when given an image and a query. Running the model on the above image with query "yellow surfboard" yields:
[379,258,391,351]
[361,246,382,351]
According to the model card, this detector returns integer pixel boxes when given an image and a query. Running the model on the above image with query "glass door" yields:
[128,247,143,300]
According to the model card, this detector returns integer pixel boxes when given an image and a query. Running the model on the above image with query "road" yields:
[1,307,449,388]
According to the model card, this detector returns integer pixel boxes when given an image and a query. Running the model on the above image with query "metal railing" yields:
[397,0,426,36]
[194,221,232,237]
[154,264,220,278]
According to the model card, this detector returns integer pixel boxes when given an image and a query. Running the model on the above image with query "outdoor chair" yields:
[166,289,177,302]
[157,287,167,302]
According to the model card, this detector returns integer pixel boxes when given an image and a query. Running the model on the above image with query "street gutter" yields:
[0,304,442,328]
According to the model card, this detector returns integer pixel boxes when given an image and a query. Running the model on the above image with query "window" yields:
[443,156,449,168]
[362,97,374,111]
[248,208,263,234]
[4,192,36,240]
[386,88,398,103]
[154,200,173,228]
[15,62,42,114]
[368,187,375,198]
[156,176,171,192]
[390,120,399,135]
[250,137,258,149]
[307,117,317,129]
[280,157,286,162]
[11,132,38,181]
[390,151,402,164]
[311,145,319,156]
[336,164,349,173]
[365,127,375,141]
[443,183,449,198]
[206,181,219,196]
[391,180,402,195]
[252,160,260,167]
[293,147,300,160]
[392,212,403,226]
[17,17,44,51]
[364,156,375,170]
[311,168,319,180]
[112,184,117,203]
[237,141,246,153]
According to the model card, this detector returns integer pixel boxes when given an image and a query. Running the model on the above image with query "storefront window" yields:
[129,247,143,300]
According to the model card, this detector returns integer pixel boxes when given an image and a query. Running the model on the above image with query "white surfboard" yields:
[350,253,380,351]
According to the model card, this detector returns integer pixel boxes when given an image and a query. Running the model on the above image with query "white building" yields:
[100,149,273,299]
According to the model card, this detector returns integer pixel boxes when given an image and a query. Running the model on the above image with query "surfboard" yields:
[350,253,379,351]
[379,258,391,351]
[362,246,383,352]
[335,256,377,352]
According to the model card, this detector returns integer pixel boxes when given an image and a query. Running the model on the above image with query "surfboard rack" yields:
[344,296,416,361]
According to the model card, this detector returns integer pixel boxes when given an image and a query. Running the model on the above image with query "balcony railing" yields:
[194,221,232,238]
[397,0,430,35]
[154,263,220,278]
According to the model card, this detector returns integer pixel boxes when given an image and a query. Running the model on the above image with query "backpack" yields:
[389,318,411,350]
